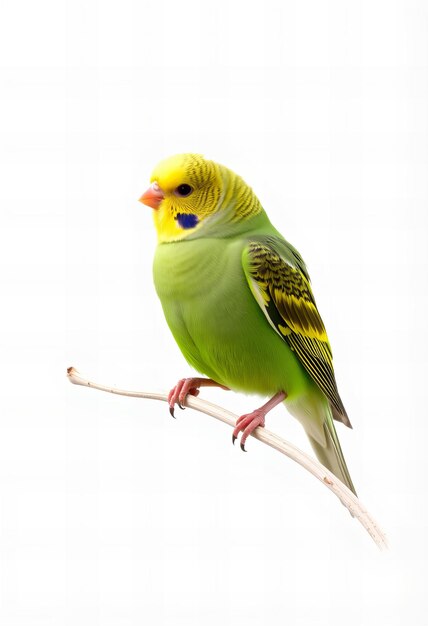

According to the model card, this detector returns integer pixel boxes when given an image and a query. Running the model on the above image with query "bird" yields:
[139,153,356,495]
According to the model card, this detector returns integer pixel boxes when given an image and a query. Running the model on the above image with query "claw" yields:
[232,434,237,445]
[240,442,247,452]
[178,402,185,410]
[169,406,176,418]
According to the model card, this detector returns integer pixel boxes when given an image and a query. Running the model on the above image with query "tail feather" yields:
[331,401,353,429]
[286,394,357,496]
[306,412,357,496]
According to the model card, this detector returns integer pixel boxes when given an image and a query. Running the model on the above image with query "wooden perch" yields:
[67,366,387,550]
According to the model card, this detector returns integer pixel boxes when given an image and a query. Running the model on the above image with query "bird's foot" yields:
[232,410,266,451]
[168,378,201,417]
[168,377,228,417]
[232,391,287,451]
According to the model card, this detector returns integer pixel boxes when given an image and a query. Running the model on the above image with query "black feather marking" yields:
[243,240,349,422]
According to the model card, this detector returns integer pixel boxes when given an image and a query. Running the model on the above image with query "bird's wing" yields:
[242,238,351,427]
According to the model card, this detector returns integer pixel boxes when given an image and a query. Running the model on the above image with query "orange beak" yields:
[139,182,164,209]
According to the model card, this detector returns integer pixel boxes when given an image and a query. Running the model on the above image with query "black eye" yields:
[175,184,193,197]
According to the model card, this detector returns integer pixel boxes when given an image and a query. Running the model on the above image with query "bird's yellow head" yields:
[139,153,263,243]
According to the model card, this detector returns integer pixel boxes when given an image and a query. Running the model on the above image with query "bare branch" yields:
[67,366,388,550]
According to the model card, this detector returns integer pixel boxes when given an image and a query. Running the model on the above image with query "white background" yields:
[1,0,427,624]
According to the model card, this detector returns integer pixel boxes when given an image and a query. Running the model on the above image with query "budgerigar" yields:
[140,153,356,495]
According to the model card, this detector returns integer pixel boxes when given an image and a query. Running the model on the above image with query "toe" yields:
[168,379,188,416]
[235,413,248,427]
[238,413,266,450]
[232,422,243,441]
[178,378,197,405]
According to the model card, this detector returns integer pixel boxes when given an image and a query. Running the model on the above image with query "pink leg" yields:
[168,377,229,417]
[232,391,287,451]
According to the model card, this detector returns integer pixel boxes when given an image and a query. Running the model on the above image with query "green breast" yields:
[153,238,309,398]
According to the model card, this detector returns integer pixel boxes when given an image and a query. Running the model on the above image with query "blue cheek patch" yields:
[176,213,199,229]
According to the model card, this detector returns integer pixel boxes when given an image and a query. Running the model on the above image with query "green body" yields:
[153,211,356,494]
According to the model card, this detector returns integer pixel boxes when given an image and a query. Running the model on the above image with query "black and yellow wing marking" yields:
[243,240,351,427]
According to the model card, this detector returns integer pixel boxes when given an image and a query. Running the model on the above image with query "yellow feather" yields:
[148,153,263,243]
